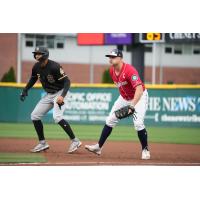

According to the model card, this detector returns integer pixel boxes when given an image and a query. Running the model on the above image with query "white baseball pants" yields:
[31,89,65,123]
[106,89,148,131]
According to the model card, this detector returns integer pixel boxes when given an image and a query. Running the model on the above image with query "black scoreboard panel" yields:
[165,33,200,43]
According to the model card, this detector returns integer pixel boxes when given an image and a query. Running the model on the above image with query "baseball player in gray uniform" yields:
[20,46,82,153]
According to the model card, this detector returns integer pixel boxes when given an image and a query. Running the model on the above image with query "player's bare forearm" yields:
[131,85,143,107]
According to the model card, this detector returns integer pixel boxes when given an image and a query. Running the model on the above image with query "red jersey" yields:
[110,63,145,100]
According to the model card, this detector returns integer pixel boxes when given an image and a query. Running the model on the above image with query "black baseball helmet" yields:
[105,49,123,58]
[32,46,49,62]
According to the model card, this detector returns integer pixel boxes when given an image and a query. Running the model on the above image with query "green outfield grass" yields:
[0,153,47,163]
[0,122,200,145]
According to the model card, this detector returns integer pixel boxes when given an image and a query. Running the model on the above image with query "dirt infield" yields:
[0,138,200,166]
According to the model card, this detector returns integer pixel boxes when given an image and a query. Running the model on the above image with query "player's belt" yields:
[48,91,57,94]
[46,89,58,94]
[46,88,63,94]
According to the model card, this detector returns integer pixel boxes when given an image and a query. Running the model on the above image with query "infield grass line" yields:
[0,152,47,163]
[0,123,199,145]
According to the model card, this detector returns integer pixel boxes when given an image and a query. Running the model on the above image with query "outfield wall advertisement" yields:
[0,85,200,127]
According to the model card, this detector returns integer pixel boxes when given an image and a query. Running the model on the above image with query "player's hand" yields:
[128,104,135,114]
[56,96,64,105]
[56,96,64,110]
[20,89,28,101]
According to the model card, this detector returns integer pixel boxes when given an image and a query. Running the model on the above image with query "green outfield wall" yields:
[0,83,200,127]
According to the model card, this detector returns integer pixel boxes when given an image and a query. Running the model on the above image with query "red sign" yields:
[77,33,104,45]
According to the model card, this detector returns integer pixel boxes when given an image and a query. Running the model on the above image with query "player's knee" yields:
[134,121,145,131]
[53,114,62,123]
[105,115,118,128]
[31,111,41,121]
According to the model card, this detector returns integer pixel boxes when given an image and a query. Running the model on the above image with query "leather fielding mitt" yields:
[115,105,137,120]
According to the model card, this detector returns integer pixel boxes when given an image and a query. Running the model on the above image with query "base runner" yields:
[20,46,82,153]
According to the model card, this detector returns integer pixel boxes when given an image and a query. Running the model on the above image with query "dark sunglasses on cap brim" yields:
[108,56,118,59]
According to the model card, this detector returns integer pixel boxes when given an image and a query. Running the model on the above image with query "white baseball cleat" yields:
[68,138,82,153]
[30,141,49,153]
[85,143,101,155]
[142,149,151,160]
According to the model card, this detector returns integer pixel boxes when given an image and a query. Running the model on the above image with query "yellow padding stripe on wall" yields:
[0,82,200,89]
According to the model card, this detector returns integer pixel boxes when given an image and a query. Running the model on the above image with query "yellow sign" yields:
[146,33,161,41]
[140,33,165,43]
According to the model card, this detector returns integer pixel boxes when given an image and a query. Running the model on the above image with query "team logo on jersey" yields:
[114,81,128,88]
[47,74,55,83]
[132,75,138,81]
[60,68,65,75]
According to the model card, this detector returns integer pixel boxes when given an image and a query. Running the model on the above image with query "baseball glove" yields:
[115,105,137,120]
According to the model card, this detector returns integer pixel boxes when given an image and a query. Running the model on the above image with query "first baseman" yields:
[20,46,82,153]
[85,49,150,159]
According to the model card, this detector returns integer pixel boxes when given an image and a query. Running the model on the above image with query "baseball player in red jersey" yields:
[85,49,150,159]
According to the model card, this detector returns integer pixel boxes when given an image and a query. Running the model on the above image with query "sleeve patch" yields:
[132,75,138,81]
[60,68,65,75]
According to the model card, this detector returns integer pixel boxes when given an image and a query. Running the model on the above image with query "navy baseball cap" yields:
[105,49,123,58]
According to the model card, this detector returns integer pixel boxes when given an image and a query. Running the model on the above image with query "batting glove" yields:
[20,89,28,101]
